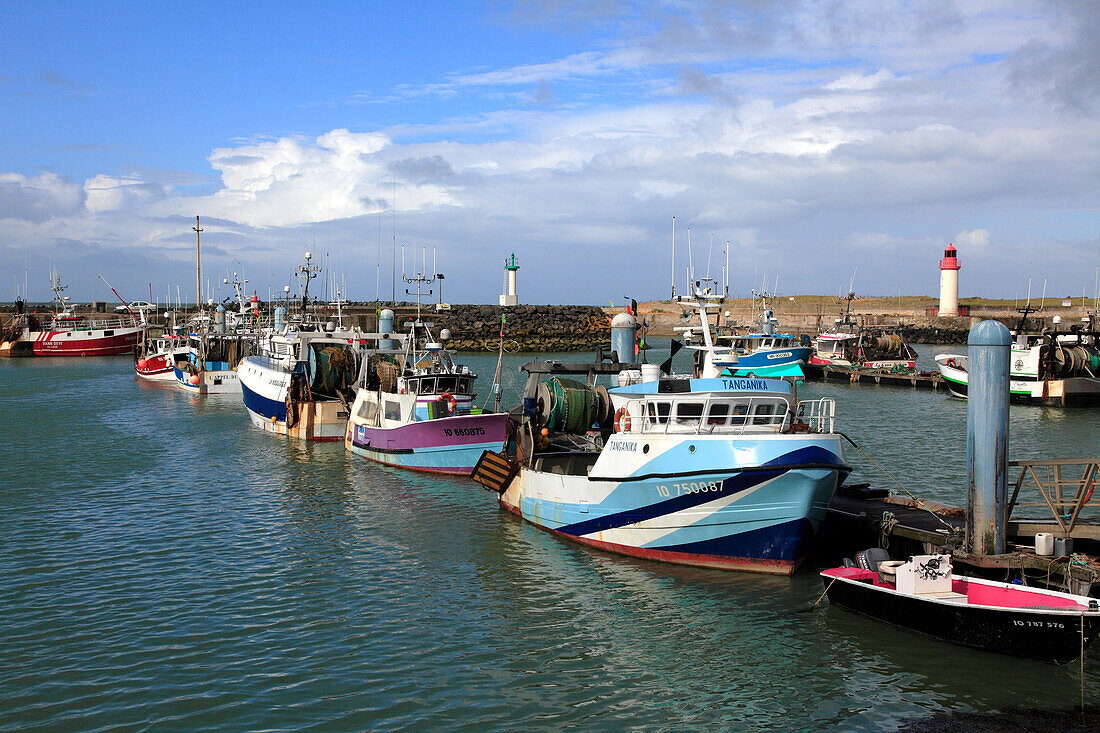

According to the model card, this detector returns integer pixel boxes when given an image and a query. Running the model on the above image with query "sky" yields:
[2,0,1099,306]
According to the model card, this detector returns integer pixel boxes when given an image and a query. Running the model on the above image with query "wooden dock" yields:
[804,363,945,389]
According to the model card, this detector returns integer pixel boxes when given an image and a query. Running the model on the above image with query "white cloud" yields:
[0,172,85,222]
[84,175,166,213]
[953,229,991,251]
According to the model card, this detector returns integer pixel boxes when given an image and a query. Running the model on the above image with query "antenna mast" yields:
[193,215,203,309]
[295,250,322,313]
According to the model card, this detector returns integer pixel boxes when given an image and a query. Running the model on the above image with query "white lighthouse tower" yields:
[938,243,960,316]
[499,252,519,306]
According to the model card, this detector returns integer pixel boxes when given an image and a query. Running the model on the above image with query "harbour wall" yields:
[364,304,613,352]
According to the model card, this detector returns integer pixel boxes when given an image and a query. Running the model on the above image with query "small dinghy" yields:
[821,549,1100,663]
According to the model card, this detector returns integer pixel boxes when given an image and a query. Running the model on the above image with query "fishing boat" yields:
[0,274,142,357]
[810,292,917,370]
[135,332,189,381]
[479,360,848,575]
[238,316,384,441]
[344,271,510,474]
[675,282,810,378]
[935,309,1100,406]
[173,326,255,394]
[821,550,1100,663]
[721,291,812,370]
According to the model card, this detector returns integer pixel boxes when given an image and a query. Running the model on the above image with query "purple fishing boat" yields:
[344,272,510,475]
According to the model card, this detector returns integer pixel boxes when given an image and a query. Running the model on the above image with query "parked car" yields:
[115,300,155,313]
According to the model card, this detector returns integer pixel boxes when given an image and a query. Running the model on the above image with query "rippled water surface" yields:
[2,345,1098,731]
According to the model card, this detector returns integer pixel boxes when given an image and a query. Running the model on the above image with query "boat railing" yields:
[50,313,141,330]
[1006,458,1099,536]
[633,395,792,436]
[795,398,836,434]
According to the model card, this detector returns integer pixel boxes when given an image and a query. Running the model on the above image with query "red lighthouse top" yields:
[939,243,960,271]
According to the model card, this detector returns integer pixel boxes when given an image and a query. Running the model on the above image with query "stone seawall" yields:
[374,305,612,352]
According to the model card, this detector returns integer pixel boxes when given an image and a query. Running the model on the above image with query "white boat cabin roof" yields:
[608,377,831,435]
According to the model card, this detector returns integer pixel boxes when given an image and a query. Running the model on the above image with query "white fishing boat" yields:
[935,309,1100,406]
[712,290,813,372]
[810,292,917,370]
[238,314,390,441]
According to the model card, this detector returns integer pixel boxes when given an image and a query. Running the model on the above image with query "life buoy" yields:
[439,391,458,413]
[946,358,958,370]
[615,407,631,433]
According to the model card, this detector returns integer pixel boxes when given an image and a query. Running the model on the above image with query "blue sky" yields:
[2,1,1099,305]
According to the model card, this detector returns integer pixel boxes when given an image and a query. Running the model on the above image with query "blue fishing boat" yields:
[483,361,848,575]
[677,286,811,376]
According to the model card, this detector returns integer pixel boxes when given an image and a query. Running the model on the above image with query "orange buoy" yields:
[189,374,200,385]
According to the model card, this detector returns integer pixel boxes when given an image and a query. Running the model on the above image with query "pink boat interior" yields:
[822,567,1089,610]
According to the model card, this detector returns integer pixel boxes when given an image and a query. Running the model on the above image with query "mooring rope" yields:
[836,431,958,536]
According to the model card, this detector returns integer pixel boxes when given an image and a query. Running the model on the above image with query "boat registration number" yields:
[444,427,485,437]
[655,481,721,497]
[1012,620,1065,629]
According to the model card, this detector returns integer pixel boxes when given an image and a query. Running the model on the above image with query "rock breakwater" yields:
[401,305,612,352]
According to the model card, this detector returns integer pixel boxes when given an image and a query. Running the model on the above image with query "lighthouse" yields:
[499,252,519,306]
[938,243,960,316]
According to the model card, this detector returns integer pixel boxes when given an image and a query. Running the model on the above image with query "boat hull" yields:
[935,354,1100,406]
[810,355,916,370]
[734,346,813,369]
[822,570,1100,663]
[346,413,510,475]
[500,438,847,575]
[3,327,143,357]
[136,350,188,381]
[173,365,241,394]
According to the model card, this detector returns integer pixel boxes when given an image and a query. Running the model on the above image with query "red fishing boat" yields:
[0,274,143,357]
[135,333,190,380]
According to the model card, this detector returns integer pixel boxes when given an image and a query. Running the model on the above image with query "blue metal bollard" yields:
[966,320,1011,555]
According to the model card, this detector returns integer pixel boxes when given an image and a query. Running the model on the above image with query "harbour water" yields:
[2,344,1099,730]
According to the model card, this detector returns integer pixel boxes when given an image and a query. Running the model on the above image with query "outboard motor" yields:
[855,547,891,572]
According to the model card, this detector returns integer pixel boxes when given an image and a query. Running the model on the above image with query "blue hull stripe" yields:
[657,517,814,563]
[242,382,287,422]
[556,446,844,537]
[732,347,813,368]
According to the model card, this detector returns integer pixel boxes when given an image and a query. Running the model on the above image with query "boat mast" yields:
[295,251,322,315]
[193,216,202,311]
[671,216,676,299]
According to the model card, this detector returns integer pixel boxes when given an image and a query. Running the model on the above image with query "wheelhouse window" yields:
[384,401,401,421]
[419,377,436,395]
[437,376,458,394]
[458,376,472,394]
[753,403,778,425]
[357,401,378,421]
[646,401,671,424]
[675,402,705,420]
[706,403,730,425]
